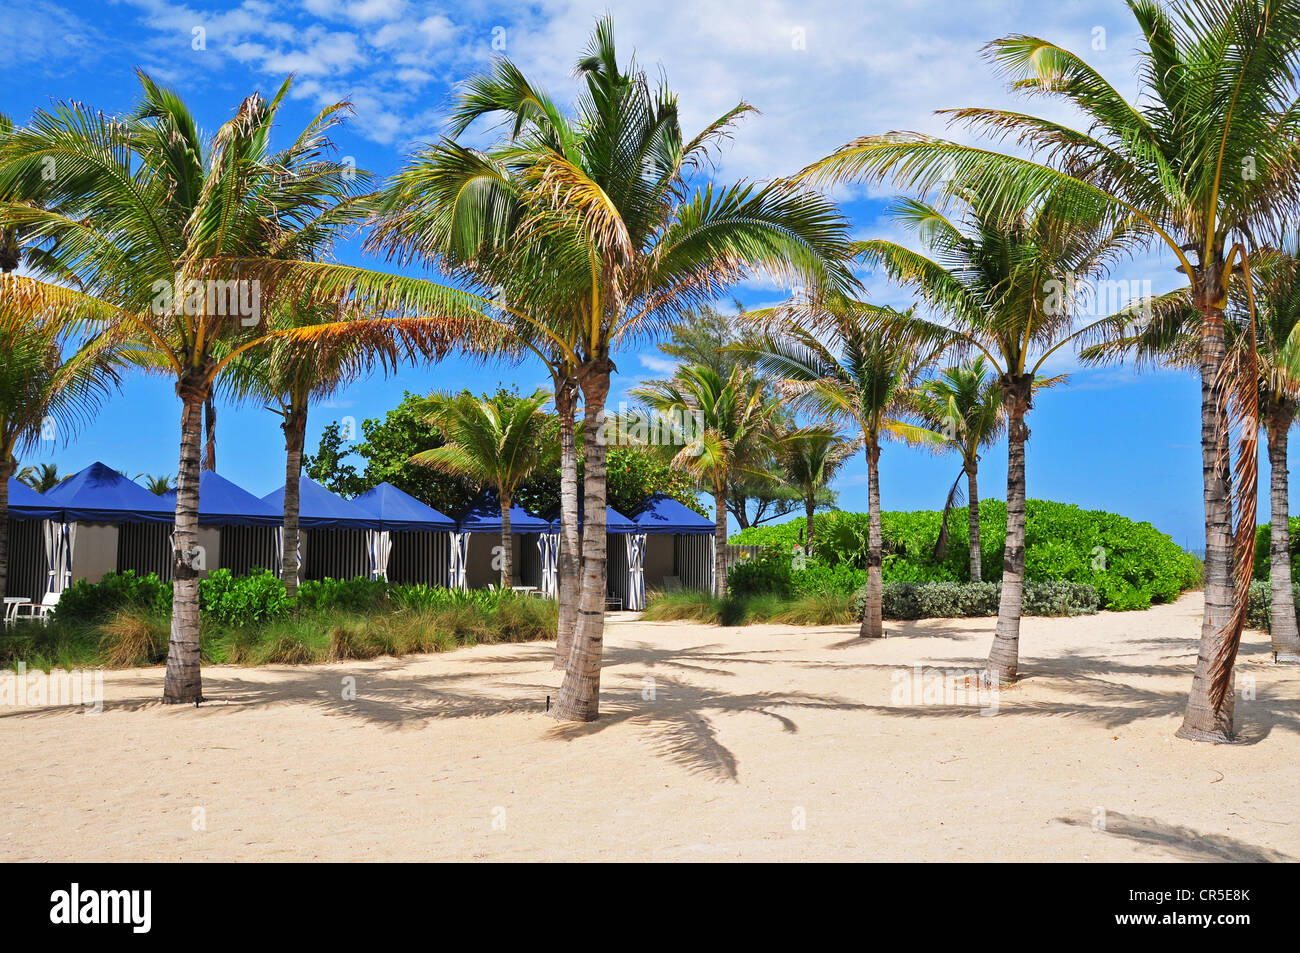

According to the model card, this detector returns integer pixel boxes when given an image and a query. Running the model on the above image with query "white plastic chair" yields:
[15,591,60,624]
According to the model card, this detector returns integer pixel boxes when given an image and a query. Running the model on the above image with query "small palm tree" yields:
[748,309,943,637]
[634,365,783,598]
[0,311,121,596]
[776,425,859,554]
[138,474,176,495]
[909,358,1006,582]
[17,462,62,493]
[413,390,557,587]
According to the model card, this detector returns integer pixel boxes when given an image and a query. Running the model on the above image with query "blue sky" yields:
[1,0,1248,548]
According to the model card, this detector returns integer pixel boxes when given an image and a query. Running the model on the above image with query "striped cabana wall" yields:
[674,533,715,592]
[5,518,48,603]
[386,531,450,587]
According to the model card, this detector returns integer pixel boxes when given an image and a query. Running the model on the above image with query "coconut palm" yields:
[776,425,859,554]
[0,305,121,596]
[910,358,1006,581]
[748,308,944,637]
[796,0,1300,740]
[634,365,783,597]
[0,74,500,703]
[138,474,175,495]
[855,191,1137,667]
[225,299,417,596]
[375,18,854,721]
[414,390,556,587]
[17,462,62,492]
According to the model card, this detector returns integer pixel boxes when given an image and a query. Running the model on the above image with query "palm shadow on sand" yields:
[1054,810,1296,862]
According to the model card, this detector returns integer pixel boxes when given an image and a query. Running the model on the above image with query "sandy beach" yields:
[2,592,1297,862]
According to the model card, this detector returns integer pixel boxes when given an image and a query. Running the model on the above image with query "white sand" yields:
[2,593,1296,862]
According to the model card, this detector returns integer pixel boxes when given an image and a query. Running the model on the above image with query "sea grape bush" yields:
[855,580,1100,621]
[731,499,1200,610]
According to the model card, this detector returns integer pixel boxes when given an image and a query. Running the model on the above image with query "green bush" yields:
[198,568,292,628]
[853,580,1099,621]
[297,576,391,614]
[1245,579,1300,632]
[733,499,1199,610]
[1253,519,1300,582]
[53,570,172,624]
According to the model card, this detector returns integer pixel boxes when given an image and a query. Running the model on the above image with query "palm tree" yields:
[138,474,175,495]
[776,425,859,554]
[748,309,944,637]
[413,389,557,587]
[796,1,1300,740]
[855,191,1133,665]
[0,304,121,596]
[226,299,414,596]
[634,365,783,597]
[0,74,499,704]
[909,358,1006,581]
[17,462,62,492]
[375,18,853,721]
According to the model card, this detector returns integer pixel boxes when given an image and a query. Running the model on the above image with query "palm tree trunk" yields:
[1178,305,1237,742]
[499,489,514,587]
[860,444,883,638]
[0,455,13,598]
[163,371,207,704]
[552,358,612,722]
[281,404,308,598]
[805,494,816,555]
[1266,404,1300,662]
[986,376,1032,684]
[203,395,217,471]
[967,459,982,582]
[554,378,581,669]
[713,486,728,598]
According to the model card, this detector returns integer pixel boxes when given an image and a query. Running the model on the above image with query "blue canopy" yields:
[629,493,713,534]
[7,478,61,521]
[42,462,173,523]
[544,503,636,534]
[159,471,281,527]
[262,477,382,530]
[352,482,456,532]
[458,491,550,534]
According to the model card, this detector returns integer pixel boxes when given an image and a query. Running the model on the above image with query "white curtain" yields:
[626,532,647,610]
[367,529,393,581]
[274,527,306,579]
[42,520,75,596]
[449,532,469,590]
[538,532,560,598]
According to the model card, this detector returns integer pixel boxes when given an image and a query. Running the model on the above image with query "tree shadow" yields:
[1054,810,1296,862]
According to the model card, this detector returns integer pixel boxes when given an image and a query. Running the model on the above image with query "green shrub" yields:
[853,580,1099,621]
[199,568,292,628]
[53,570,172,625]
[1245,580,1300,632]
[298,576,391,614]
[733,499,1199,610]
[726,547,794,598]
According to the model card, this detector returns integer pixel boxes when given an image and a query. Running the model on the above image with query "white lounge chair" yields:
[15,591,60,624]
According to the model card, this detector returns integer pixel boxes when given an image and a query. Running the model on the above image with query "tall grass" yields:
[2,589,558,671]
[640,589,856,627]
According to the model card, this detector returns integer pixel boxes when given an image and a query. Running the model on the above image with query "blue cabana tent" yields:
[352,482,456,531]
[543,502,640,606]
[262,477,383,582]
[261,477,381,530]
[7,478,61,521]
[42,461,173,523]
[543,503,636,534]
[450,491,550,591]
[457,491,551,533]
[628,493,715,598]
[352,483,456,584]
[629,493,713,534]
[159,470,281,526]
